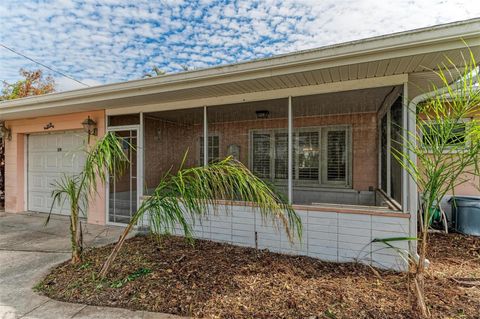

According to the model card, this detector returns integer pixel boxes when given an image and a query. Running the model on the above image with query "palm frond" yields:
[46,174,81,224]
[83,132,130,196]
[47,132,131,264]
[139,156,301,241]
[99,155,302,277]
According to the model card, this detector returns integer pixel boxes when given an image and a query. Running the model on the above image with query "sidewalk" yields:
[0,212,184,319]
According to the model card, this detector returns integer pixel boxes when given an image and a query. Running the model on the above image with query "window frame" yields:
[249,125,352,189]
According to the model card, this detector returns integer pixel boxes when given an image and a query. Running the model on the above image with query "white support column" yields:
[288,96,293,204]
[138,112,145,226]
[401,83,409,212]
[386,110,392,197]
[407,89,419,255]
[203,106,208,167]
[377,120,382,190]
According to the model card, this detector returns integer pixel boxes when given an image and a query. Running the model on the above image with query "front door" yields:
[107,127,138,224]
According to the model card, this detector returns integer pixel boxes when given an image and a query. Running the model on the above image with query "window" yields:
[199,135,220,163]
[421,120,469,151]
[274,133,289,179]
[252,133,270,179]
[324,129,346,183]
[298,131,319,180]
[380,114,388,192]
[250,126,350,187]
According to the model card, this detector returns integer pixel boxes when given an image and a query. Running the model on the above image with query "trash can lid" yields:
[448,196,480,203]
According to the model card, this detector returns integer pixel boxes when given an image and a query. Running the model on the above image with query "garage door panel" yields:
[61,153,83,171]
[48,196,67,213]
[29,136,47,151]
[29,174,46,189]
[45,175,60,188]
[28,131,86,215]
[60,134,80,150]
[29,155,45,171]
[45,134,59,150]
[45,154,59,170]
[29,193,46,212]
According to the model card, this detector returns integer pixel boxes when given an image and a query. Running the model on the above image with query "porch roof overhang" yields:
[1,18,480,121]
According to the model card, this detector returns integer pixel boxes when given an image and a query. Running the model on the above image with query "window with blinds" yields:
[325,130,347,182]
[199,135,220,164]
[298,131,319,180]
[251,126,350,187]
[274,133,288,179]
[252,133,271,179]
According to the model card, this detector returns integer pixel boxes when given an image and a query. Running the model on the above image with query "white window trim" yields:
[249,125,352,189]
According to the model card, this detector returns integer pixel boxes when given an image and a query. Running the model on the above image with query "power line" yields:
[0,43,90,87]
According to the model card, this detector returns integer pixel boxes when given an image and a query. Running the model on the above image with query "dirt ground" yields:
[37,233,480,319]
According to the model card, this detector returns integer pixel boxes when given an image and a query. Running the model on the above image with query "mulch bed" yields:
[36,233,480,318]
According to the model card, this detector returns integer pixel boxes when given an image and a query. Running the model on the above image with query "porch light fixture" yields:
[255,110,270,119]
[0,122,11,141]
[82,116,97,137]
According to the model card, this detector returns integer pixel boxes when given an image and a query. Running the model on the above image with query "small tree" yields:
[1,69,55,100]
[49,133,128,264]
[393,51,480,317]
[143,66,166,78]
[99,155,302,278]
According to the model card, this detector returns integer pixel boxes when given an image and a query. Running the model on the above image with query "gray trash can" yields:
[449,196,480,236]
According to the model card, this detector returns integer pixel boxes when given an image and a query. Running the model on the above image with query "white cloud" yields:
[55,77,102,92]
[0,0,479,92]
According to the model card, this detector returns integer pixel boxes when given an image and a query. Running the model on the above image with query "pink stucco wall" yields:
[4,110,107,225]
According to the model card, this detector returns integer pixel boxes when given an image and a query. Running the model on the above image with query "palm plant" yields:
[392,50,480,317]
[99,154,302,278]
[49,132,129,264]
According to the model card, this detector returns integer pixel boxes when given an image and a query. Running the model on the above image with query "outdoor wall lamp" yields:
[82,116,97,136]
[0,122,12,141]
[82,116,97,143]
[255,110,270,119]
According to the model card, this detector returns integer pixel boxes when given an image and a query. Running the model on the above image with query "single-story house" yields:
[1,18,479,271]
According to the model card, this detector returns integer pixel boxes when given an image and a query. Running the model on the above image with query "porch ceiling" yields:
[1,19,480,120]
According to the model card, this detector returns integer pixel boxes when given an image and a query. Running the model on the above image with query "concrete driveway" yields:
[0,212,182,319]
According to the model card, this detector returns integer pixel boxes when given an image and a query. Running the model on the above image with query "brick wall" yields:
[144,112,378,192]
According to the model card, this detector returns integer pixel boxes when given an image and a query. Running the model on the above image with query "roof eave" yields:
[1,17,479,114]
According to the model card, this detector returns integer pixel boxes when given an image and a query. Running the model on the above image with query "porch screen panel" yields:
[291,88,390,206]
[380,114,388,192]
[325,129,347,182]
[252,133,271,179]
[274,132,289,179]
[298,131,319,181]
[207,99,289,200]
[199,135,220,163]
[293,94,354,206]
[390,98,403,205]
[143,108,204,195]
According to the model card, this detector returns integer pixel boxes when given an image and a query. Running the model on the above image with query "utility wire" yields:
[0,43,90,87]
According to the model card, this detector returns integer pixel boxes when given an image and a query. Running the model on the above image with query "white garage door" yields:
[28,131,86,215]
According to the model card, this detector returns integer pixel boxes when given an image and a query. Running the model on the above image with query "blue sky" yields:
[1,0,479,92]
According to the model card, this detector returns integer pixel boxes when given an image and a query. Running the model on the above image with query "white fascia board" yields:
[1,18,479,116]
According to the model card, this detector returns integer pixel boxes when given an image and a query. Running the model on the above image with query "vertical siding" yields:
[167,204,410,271]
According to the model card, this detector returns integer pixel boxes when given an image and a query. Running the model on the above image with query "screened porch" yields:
[106,85,407,224]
